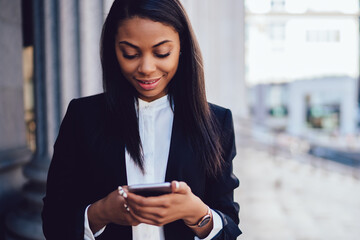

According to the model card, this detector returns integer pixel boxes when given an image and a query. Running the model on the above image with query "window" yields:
[306,30,340,42]
[271,0,286,11]
[268,23,286,41]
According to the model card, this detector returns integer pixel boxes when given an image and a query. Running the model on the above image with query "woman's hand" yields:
[87,187,140,233]
[125,181,208,226]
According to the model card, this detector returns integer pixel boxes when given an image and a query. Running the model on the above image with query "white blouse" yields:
[84,95,222,240]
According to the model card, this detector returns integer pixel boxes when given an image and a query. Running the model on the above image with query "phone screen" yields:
[128,182,172,197]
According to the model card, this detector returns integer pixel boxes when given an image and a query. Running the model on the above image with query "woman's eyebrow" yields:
[119,41,139,49]
[119,40,172,49]
[152,40,172,48]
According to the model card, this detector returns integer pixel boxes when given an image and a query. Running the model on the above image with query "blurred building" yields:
[245,0,358,85]
[0,0,246,239]
[251,77,358,135]
[245,0,360,137]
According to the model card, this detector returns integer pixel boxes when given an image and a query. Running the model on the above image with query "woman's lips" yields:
[136,77,161,90]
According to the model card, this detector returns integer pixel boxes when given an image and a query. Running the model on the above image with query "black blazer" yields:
[42,93,241,240]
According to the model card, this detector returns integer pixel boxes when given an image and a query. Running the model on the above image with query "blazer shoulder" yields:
[208,102,232,123]
[68,93,107,115]
[71,93,106,108]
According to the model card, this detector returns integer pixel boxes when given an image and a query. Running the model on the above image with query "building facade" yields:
[246,0,360,136]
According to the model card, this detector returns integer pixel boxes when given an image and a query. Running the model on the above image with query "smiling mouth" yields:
[135,77,162,90]
[137,78,160,84]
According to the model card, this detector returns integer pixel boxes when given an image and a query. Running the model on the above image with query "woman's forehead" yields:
[116,17,179,44]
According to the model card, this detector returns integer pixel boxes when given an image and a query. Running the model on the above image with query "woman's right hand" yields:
[87,186,140,233]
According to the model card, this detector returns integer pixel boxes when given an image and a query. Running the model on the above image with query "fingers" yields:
[128,205,179,226]
[171,181,190,194]
[129,207,165,225]
[121,182,192,226]
[171,180,179,193]
[125,181,191,209]
[118,186,128,199]
[127,190,181,209]
[106,186,141,226]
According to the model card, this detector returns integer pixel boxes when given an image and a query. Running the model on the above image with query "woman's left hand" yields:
[124,181,208,226]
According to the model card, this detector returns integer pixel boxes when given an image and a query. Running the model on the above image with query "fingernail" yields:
[175,181,179,190]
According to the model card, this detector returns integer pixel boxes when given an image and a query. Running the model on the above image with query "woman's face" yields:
[115,17,181,102]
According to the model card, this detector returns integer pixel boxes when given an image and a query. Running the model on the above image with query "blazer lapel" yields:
[164,113,198,240]
[164,111,206,195]
[165,112,182,181]
[94,117,128,192]
[107,130,128,187]
[165,112,194,182]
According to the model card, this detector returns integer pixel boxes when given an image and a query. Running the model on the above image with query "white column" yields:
[79,0,103,96]
[340,78,358,134]
[253,85,268,124]
[287,81,306,136]
[59,0,81,116]
[44,0,61,156]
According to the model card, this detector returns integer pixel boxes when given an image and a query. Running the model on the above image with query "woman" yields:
[42,0,241,239]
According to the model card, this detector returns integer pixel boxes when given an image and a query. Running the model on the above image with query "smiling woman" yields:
[115,17,181,102]
[41,0,241,240]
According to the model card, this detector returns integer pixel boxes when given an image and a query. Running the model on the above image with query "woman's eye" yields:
[123,54,138,59]
[156,52,171,58]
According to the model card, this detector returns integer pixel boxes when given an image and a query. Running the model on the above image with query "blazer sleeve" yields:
[206,109,242,240]
[42,99,88,240]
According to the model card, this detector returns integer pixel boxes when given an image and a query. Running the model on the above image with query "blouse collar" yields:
[137,95,171,112]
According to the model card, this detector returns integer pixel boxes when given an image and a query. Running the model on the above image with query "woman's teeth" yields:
[140,79,157,84]
[139,79,159,84]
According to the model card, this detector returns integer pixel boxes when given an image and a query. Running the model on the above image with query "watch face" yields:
[198,215,211,227]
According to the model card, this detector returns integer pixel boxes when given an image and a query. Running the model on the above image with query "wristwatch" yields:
[186,206,212,228]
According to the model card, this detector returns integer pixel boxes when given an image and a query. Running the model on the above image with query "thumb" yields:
[171,181,189,194]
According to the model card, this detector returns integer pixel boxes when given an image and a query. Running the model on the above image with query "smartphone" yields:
[128,182,172,197]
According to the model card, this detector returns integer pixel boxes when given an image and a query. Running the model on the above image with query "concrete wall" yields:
[181,0,248,118]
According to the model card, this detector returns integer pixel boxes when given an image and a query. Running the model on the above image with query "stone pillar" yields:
[0,0,31,238]
[44,0,61,152]
[5,0,49,239]
[339,78,358,134]
[253,84,269,125]
[287,81,305,136]
[5,0,108,239]
[79,0,103,96]
[58,0,81,115]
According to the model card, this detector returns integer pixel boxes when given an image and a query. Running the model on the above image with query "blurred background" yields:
[0,0,359,239]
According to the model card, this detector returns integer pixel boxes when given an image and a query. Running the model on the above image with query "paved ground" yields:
[233,123,360,240]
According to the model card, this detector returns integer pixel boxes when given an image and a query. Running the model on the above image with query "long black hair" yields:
[101,0,224,176]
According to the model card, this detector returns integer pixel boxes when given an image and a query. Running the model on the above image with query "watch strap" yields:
[186,206,212,228]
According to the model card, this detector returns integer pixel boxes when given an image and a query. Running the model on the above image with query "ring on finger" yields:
[124,203,130,212]
[118,186,128,198]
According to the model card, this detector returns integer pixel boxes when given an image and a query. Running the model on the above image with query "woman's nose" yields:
[138,56,156,75]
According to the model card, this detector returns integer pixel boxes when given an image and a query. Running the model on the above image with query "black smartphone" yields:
[128,182,172,197]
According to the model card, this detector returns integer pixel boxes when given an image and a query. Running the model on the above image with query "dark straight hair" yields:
[100,0,224,176]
